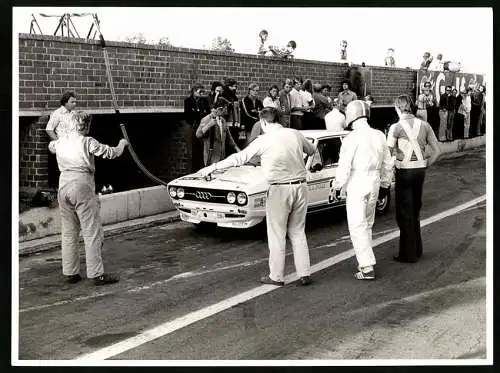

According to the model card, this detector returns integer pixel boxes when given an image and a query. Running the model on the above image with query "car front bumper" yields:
[172,199,264,229]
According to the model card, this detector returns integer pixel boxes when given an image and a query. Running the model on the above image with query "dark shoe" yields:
[65,274,82,284]
[298,276,313,286]
[393,255,418,263]
[259,275,284,286]
[93,273,119,286]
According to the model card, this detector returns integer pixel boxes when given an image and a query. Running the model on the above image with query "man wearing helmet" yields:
[332,100,394,280]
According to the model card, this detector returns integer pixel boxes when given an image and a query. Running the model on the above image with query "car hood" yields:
[168,165,266,192]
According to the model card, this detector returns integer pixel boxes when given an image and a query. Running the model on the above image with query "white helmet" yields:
[345,100,370,127]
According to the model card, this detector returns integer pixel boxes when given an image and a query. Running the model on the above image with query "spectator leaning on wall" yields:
[45,91,78,140]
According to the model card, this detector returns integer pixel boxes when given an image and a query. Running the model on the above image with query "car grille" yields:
[181,187,228,204]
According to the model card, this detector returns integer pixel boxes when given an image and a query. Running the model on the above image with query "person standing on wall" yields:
[198,107,317,286]
[45,91,78,140]
[240,83,264,146]
[387,95,441,263]
[332,100,394,280]
[196,99,240,166]
[184,84,211,171]
[48,111,128,285]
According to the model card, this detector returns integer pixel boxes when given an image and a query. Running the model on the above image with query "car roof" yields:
[300,129,349,139]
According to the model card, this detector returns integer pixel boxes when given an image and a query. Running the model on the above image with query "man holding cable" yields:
[198,107,317,286]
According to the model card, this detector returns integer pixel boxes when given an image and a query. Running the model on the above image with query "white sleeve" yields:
[215,137,265,171]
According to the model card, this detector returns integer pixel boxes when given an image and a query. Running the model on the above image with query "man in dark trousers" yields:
[387,95,441,263]
[184,84,210,171]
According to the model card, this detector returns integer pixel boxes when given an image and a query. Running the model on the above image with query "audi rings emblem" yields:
[195,191,212,200]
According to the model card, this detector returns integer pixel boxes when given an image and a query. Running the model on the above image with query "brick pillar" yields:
[19,115,50,191]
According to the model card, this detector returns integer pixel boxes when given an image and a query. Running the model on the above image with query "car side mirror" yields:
[311,163,323,172]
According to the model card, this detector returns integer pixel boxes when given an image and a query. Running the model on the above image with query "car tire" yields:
[376,188,391,215]
[193,222,216,232]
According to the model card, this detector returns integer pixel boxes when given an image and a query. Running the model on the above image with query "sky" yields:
[13,7,492,75]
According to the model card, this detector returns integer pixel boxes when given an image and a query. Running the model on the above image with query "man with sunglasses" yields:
[198,107,317,287]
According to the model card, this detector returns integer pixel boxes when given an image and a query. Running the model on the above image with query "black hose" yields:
[120,124,170,187]
[94,13,169,188]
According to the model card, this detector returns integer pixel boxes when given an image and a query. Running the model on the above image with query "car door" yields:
[324,135,346,207]
[307,138,337,208]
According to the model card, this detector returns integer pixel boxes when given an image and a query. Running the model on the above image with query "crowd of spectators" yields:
[416,82,486,141]
[185,74,486,169]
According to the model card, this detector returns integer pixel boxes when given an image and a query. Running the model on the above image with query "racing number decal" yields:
[328,179,342,204]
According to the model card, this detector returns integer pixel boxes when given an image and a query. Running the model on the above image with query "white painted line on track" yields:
[74,194,486,361]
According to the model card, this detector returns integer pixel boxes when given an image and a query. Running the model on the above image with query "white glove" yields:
[198,164,216,178]
[118,139,129,148]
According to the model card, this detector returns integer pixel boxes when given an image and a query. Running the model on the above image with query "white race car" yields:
[167,130,391,229]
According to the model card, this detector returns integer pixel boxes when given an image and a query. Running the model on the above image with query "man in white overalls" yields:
[333,100,394,280]
[387,95,441,263]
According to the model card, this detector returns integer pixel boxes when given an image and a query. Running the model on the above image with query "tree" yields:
[211,36,235,52]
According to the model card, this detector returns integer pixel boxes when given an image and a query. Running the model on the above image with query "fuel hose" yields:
[94,13,169,187]
[119,124,169,187]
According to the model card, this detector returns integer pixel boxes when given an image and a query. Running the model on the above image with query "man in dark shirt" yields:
[438,85,455,141]
[312,83,333,129]
[240,83,264,146]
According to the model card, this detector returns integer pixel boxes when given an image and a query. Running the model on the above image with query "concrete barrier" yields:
[18,185,173,243]
[17,135,485,244]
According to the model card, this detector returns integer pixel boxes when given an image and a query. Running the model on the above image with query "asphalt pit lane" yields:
[45,258,62,262]
[83,331,139,348]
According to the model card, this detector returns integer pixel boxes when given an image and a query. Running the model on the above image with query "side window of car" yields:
[320,137,342,167]
[311,140,325,166]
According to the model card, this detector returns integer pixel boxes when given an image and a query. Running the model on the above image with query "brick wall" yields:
[15,33,425,191]
[19,116,51,190]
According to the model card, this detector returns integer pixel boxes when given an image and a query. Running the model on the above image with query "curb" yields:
[19,210,181,256]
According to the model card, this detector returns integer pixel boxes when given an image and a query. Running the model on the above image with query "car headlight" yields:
[177,187,185,199]
[169,187,177,198]
[227,192,236,204]
[236,192,247,205]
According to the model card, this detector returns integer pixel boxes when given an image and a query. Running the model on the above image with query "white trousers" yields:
[58,173,105,278]
[345,176,379,269]
[266,183,311,282]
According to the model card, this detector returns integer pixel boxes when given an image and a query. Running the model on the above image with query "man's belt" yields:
[270,179,307,185]
[395,159,428,169]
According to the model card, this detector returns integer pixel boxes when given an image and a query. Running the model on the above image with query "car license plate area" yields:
[195,210,224,220]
